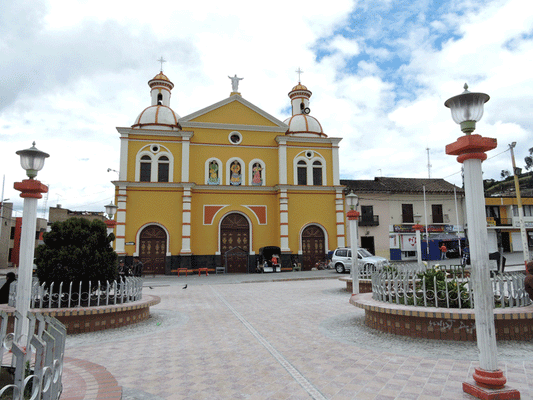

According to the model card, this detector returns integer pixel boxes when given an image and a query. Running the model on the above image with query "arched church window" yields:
[158,156,169,182]
[297,160,307,185]
[230,160,242,186]
[313,160,323,186]
[140,155,152,182]
[157,93,163,105]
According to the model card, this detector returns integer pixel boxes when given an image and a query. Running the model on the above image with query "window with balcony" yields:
[513,205,533,217]
[402,204,414,223]
[360,205,379,226]
[432,204,443,224]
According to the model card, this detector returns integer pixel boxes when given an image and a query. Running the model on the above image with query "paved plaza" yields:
[60,257,533,400]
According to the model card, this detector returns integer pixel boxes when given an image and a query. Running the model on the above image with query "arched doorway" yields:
[139,225,167,275]
[301,225,325,271]
[220,213,249,273]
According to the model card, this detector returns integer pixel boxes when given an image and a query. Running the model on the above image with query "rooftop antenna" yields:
[426,147,432,179]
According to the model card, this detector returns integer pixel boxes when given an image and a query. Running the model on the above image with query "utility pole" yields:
[426,147,431,179]
[509,142,530,264]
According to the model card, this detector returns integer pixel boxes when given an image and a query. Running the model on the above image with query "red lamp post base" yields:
[463,369,520,399]
[104,220,117,229]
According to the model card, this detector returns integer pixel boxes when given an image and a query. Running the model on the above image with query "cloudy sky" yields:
[1,0,532,218]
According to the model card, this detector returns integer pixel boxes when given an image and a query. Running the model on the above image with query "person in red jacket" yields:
[439,244,447,260]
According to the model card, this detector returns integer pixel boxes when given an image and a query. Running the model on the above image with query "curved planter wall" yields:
[1,295,160,334]
[351,293,533,341]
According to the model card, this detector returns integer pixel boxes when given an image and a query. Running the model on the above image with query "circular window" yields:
[229,131,242,145]
[151,145,160,153]
[306,151,313,158]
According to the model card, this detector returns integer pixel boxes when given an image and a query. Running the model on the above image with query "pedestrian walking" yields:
[132,257,143,277]
[439,244,447,260]
[0,272,16,304]
[118,261,130,279]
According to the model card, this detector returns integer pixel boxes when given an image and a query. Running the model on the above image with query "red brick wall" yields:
[1,295,160,334]
[351,293,533,341]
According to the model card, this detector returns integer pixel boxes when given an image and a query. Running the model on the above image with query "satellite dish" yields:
[303,107,311,114]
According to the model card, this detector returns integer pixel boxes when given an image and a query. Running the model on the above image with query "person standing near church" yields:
[133,258,143,277]
[439,244,447,260]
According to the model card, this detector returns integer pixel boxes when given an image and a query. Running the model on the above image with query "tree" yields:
[35,218,117,286]
[525,147,533,171]
[500,169,511,179]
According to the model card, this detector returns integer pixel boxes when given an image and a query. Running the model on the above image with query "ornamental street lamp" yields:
[413,214,424,266]
[445,86,519,399]
[104,202,118,236]
[346,192,359,295]
[508,142,530,264]
[13,142,49,341]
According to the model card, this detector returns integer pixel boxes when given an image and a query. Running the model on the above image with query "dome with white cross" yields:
[283,82,326,137]
[132,72,180,130]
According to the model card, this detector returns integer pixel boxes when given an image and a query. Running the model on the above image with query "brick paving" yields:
[60,267,533,399]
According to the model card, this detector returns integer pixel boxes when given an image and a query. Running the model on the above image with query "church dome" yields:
[131,71,180,130]
[291,83,309,92]
[132,105,180,130]
[283,114,326,137]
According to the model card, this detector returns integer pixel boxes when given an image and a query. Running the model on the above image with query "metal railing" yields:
[359,215,379,226]
[0,311,66,399]
[371,265,531,309]
[9,277,143,309]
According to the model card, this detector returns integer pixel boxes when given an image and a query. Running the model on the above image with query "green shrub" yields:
[35,218,117,288]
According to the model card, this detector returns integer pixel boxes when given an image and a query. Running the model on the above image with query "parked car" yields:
[331,247,389,274]
[257,246,282,273]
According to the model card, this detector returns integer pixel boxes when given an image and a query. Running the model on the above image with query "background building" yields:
[341,178,466,261]
[112,72,344,274]
[0,202,14,269]
[48,205,106,224]
[7,216,47,268]
[485,195,533,252]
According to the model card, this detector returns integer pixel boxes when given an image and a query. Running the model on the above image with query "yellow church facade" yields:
[112,72,345,274]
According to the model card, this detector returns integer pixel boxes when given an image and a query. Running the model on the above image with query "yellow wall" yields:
[124,187,183,253]
[191,101,278,126]
[286,190,337,252]
[189,190,280,254]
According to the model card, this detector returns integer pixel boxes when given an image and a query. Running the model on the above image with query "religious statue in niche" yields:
[208,160,220,185]
[251,163,263,186]
[230,160,242,185]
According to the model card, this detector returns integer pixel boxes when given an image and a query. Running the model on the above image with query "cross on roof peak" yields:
[296,67,304,83]
[157,56,167,72]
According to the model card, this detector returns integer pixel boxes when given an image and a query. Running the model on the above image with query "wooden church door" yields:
[139,225,167,275]
[220,213,249,273]
[301,225,325,271]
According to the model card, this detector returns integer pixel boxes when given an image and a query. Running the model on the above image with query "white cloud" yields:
[1,0,532,217]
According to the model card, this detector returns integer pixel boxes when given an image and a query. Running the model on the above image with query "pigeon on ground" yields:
[183,284,187,289]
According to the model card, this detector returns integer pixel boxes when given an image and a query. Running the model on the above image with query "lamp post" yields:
[509,142,530,264]
[346,192,359,295]
[13,142,49,341]
[445,85,519,399]
[413,214,424,266]
[104,201,118,236]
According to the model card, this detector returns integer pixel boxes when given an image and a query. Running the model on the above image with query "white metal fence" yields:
[9,277,143,309]
[371,266,531,309]
[0,311,66,399]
